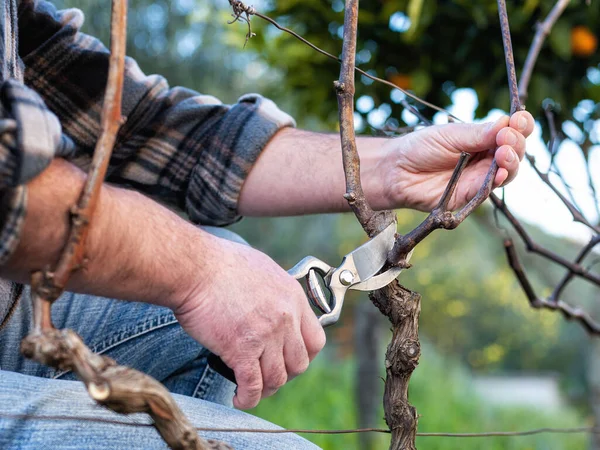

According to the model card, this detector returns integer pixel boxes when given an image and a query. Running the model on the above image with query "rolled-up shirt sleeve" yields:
[0,187,26,265]
[18,0,295,230]
[0,76,75,265]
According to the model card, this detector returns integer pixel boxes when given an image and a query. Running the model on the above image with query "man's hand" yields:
[2,160,325,411]
[238,110,536,217]
[174,235,326,410]
[379,111,535,212]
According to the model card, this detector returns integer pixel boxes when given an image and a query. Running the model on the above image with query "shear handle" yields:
[287,256,332,279]
[288,256,343,327]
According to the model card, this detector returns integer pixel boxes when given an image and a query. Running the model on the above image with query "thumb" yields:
[438,116,509,155]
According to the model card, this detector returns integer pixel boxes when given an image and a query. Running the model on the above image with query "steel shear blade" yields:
[288,221,412,327]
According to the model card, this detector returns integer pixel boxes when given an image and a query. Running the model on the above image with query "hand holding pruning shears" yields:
[209,221,411,382]
[288,221,411,327]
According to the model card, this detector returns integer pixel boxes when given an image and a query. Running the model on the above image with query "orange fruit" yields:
[388,73,413,90]
[571,26,598,57]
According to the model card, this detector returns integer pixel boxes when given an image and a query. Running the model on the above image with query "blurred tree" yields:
[245,0,600,136]
[54,0,282,104]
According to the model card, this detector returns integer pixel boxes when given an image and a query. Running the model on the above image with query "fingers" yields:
[436,116,509,155]
[232,333,311,408]
[232,303,324,408]
[233,358,264,410]
[496,127,526,160]
[494,144,520,186]
[283,335,310,381]
[301,309,326,361]
[455,111,533,157]
[493,111,534,161]
[493,111,534,185]
[509,111,535,138]
[260,344,288,399]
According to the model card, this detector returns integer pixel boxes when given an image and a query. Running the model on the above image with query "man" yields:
[0,0,534,448]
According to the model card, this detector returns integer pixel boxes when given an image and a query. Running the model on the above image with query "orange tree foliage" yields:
[248,0,600,138]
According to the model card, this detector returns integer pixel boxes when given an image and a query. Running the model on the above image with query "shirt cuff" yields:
[0,186,27,265]
[185,94,295,226]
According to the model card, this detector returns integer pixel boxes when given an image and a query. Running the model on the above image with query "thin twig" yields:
[504,238,600,335]
[490,193,600,287]
[580,140,600,220]
[335,0,372,230]
[587,164,600,221]
[497,0,523,116]
[519,0,571,103]
[545,104,561,167]
[525,154,600,233]
[388,0,521,263]
[542,104,583,214]
[551,235,600,301]
[543,105,590,218]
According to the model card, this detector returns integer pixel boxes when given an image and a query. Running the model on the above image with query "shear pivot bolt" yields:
[339,270,355,286]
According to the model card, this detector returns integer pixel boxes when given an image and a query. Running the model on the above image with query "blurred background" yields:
[56,0,600,448]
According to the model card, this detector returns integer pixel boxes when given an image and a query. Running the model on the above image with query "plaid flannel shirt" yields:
[0,0,295,266]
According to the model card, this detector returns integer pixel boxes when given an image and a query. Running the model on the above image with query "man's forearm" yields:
[238,128,391,217]
[0,159,213,309]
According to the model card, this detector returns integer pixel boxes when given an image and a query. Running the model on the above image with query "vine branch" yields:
[504,238,600,334]
[490,193,600,287]
[335,0,393,236]
[525,153,600,233]
[497,0,523,116]
[519,0,571,103]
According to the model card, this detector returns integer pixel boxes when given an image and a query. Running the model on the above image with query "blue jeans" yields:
[0,227,319,449]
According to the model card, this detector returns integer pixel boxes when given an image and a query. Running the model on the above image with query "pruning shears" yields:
[208,221,412,383]
[288,221,411,327]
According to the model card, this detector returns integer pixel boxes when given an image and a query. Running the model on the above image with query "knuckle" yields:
[245,382,263,396]
[265,371,288,390]
[289,357,309,378]
[235,364,261,385]
[278,308,294,325]
[307,328,326,360]
[316,327,326,350]
[238,332,264,351]
[240,379,263,399]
